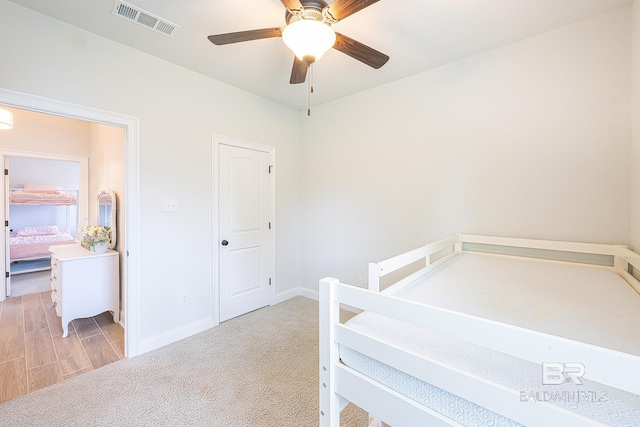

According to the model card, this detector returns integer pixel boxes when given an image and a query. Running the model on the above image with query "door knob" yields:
[221,240,229,246]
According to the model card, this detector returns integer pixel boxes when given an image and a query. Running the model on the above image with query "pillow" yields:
[23,183,63,194]
[16,225,60,236]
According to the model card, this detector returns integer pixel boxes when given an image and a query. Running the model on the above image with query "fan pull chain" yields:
[307,63,314,116]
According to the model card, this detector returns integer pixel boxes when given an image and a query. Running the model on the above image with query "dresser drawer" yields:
[50,285,61,316]
[50,257,61,277]
[50,256,61,308]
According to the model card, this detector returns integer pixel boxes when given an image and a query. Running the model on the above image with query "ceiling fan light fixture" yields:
[0,108,13,130]
[282,19,336,63]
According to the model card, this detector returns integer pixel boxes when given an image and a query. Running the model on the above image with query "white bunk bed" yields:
[9,186,78,274]
[319,234,640,426]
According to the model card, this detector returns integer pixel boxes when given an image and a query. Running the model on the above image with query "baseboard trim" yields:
[273,287,301,304]
[298,287,319,301]
[274,286,319,305]
[273,286,359,312]
[138,317,214,354]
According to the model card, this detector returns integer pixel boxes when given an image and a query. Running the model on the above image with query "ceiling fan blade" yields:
[290,56,309,84]
[327,0,380,21]
[208,28,282,45]
[280,0,304,12]
[333,33,389,69]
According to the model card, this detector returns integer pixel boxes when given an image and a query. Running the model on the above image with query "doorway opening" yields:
[4,152,88,298]
[0,88,141,359]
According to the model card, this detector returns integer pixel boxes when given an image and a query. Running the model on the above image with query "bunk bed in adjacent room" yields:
[319,234,640,427]
[9,183,78,274]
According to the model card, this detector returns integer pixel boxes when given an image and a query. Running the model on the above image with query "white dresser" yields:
[49,243,120,338]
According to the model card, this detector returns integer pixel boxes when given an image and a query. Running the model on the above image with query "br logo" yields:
[542,362,585,385]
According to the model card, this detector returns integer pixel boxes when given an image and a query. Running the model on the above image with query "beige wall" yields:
[0,107,90,157]
[88,123,125,252]
[0,107,91,226]
[631,1,640,251]
[301,7,632,290]
[89,123,125,295]
[0,110,123,231]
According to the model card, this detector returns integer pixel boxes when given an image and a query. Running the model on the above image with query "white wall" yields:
[301,7,632,291]
[9,157,80,190]
[631,1,640,251]
[0,0,302,350]
[2,0,635,351]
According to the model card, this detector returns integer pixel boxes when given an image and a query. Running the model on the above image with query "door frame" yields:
[0,88,141,357]
[1,150,89,298]
[211,134,276,326]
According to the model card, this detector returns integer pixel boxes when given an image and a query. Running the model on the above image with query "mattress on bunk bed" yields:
[10,232,76,260]
[340,252,640,426]
[10,191,77,205]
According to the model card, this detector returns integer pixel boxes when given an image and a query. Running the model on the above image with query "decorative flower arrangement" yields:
[80,225,111,250]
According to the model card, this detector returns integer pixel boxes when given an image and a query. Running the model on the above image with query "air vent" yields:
[112,1,179,37]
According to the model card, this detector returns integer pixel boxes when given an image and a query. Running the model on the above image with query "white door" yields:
[218,143,272,322]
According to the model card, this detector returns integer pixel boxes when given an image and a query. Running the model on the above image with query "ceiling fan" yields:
[207,0,389,85]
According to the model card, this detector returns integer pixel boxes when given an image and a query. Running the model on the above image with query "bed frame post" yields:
[455,233,463,254]
[319,277,341,427]
[613,245,627,276]
[368,263,379,292]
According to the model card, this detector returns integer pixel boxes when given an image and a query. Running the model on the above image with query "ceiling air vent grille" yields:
[112,1,179,38]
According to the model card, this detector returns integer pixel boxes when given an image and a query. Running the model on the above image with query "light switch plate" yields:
[164,198,178,212]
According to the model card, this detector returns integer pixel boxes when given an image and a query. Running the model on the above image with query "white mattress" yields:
[340,253,640,426]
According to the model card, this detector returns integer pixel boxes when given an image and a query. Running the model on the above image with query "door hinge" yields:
[268,165,273,174]
[4,221,8,227]
[5,272,9,278]
[268,222,271,230]
[4,169,7,176]
[269,278,272,286]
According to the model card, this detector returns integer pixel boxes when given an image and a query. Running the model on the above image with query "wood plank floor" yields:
[0,291,123,404]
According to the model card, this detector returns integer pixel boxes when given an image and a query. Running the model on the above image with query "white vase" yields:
[94,241,108,253]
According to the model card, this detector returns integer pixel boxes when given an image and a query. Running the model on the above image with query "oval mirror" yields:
[97,189,117,249]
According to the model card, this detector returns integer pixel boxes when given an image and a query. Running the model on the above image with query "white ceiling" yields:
[9,0,632,111]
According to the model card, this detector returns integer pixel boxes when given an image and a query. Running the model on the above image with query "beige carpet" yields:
[9,270,51,297]
[0,296,371,426]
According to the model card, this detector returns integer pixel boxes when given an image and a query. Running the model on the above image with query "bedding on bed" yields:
[16,225,60,236]
[340,253,640,426]
[23,182,64,192]
[10,191,77,205]
[10,231,76,261]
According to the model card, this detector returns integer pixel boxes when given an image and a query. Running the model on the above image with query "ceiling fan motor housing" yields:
[282,0,336,64]
[285,0,330,25]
